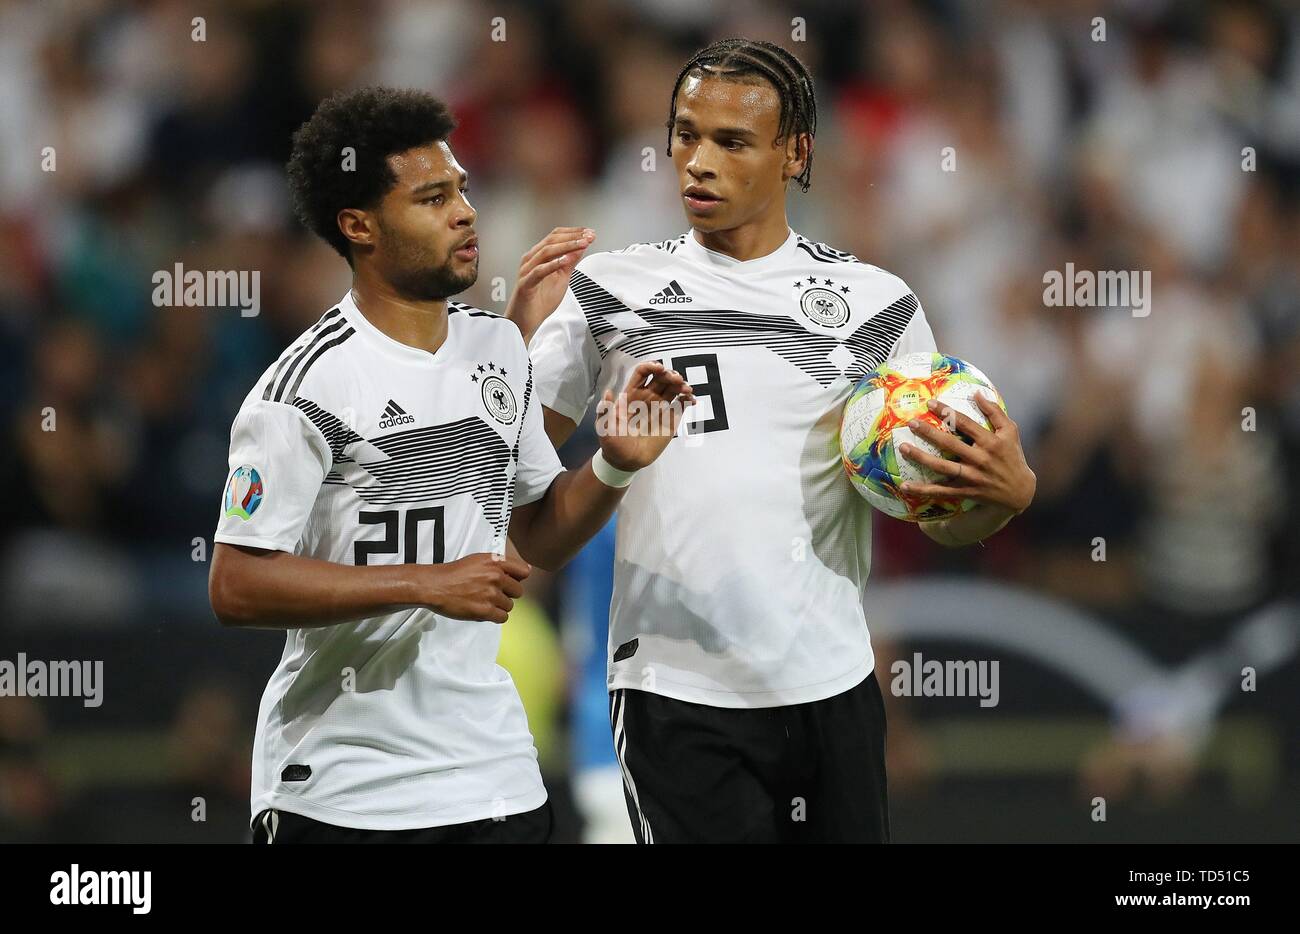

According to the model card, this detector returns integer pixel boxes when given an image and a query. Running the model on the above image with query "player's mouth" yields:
[683,186,724,213]
[453,236,479,261]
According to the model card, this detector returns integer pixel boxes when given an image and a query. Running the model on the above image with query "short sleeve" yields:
[528,282,602,424]
[214,399,330,552]
[890,297,938,356]
[513,363,565,507]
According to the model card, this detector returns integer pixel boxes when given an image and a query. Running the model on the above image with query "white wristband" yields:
[591,449,638,488]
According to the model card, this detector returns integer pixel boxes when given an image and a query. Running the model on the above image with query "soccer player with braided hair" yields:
[513,38,1035,843]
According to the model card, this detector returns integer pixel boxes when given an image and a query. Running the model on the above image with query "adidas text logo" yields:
[649,280,693,304]
[378,399,415,429]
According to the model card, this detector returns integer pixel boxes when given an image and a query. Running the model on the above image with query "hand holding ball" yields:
[840,353,1006,522]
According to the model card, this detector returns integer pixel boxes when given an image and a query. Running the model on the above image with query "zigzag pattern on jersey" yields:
[495,359,535,533]
[298,398,513,537]
[512,360,535,461]
[294,397,365,461]
[568,269,919,386]
[795,236,861,264]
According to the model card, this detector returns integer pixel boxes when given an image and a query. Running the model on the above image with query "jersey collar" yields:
[339,289,454,364]
[677,226,799,274]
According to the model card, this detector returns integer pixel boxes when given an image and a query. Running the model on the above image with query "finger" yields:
[518,235,593,285]
[490,591,515,613]
[498,556,532,580]
[905,418,984,464]
[654,392,695,433]
[500,574,525,599]
[644,367,683,398]
[624,361,666,393]
[520,241,587,277]
[521,237,594,273]
[652,380,692,401]
[635,375,685,404]
[926,399,994,445]
[519,227,593,266]
[896,441,963,478]
[517,253,572,291]
[484,606,509,624]
[646,395,688,435]
[665,393,698,431]
[974,391,1012,431]
[898,479,982,499]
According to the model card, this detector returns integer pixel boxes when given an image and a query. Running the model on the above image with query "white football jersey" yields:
[214,290,562,830]
[529,228,936,708]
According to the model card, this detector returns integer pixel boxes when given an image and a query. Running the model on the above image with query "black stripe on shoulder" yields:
[796,238,862,265]
[612,234,689,256]
[650,234,688,254]
[262,307,341,400]
[284,327,355,403]
[270,317,347,401]
[449,300,503,319]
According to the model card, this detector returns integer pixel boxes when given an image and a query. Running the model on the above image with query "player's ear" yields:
[338,208,377,255]
[783,132,811,182]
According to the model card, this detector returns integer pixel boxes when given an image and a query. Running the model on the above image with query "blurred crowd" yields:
[1,0,1298,841]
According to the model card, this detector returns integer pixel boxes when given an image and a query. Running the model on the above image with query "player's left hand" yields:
[896,393,1036,514]
[596,361,696,471]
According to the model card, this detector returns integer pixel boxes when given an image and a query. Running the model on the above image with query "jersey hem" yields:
[515,464,564,507]
[249,784,548,832]
[607,649,874,709]
[535,389,587,426]
[214,532,296,553]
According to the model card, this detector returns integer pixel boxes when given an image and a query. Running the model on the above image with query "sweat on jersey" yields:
[214,290,563,831]
[529,228,936,709]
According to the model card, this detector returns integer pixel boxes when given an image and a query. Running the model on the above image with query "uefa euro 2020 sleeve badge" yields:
[223,465,264,520]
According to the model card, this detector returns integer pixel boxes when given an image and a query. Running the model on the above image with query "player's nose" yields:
[453,195,476,228]
[686,149,717,180]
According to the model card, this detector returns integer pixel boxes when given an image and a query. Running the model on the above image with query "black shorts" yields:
[609,672,889,843]
[251,800,554,844]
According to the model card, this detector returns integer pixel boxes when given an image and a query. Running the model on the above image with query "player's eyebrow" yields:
[673,116,757,140]
[410,173,468,195]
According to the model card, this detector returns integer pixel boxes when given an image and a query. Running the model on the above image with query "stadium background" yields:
[1,0,1298,843]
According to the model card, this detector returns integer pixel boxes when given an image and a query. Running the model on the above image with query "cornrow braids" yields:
[666,37,817,192]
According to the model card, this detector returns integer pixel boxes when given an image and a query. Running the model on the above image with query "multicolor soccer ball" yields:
[840,352,1005,522]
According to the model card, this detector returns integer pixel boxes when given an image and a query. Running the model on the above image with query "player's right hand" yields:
[504,226,595,343]
[596,361,696,471]
[419,552,531,624]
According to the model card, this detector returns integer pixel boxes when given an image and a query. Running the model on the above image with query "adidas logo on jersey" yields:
[649,280,693,304]
[378,399,415,429]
